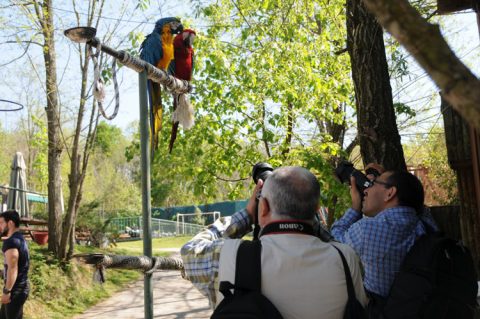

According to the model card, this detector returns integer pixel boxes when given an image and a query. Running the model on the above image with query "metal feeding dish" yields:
[64,27,97,43]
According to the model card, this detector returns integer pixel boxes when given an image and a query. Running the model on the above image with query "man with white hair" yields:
[181,166,367,319]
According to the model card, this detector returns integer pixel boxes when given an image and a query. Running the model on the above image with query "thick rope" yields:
[90,43,120,120]
[90,44,105,102]
[74,253,185,273]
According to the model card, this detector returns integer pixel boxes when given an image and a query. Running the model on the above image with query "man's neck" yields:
[7,228,18,237]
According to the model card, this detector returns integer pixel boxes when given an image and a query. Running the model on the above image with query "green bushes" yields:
[24,243,141,319]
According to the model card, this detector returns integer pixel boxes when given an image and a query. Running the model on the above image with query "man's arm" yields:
[331,176,364,253]
[223,179,263,239]
[180,180,262,307]
[331,209,366,257]
[1,248,19,304]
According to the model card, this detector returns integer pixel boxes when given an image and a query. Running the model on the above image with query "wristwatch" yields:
[2,287,11,294]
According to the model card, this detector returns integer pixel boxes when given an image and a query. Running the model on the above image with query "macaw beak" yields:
[188,34,196,47]
[169,21,183,34]
[182,33,195,47]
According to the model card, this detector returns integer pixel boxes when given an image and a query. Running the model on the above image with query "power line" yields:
[53,6,156,25]
[406,112,443,163]
[50,5,227,29]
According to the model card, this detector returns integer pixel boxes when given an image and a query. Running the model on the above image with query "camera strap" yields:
[253,203,260,240]
[259,220,315,237]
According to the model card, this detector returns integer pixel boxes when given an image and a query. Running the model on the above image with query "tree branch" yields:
[0,40,34,67]
[361,0,480,130]
[345,135,358,156]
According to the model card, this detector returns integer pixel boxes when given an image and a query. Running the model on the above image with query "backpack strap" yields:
[219,240,262,297]
[332,245,356,300]
[419,218,438,235]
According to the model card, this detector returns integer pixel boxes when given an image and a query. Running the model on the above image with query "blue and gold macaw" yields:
[140,17,183,155]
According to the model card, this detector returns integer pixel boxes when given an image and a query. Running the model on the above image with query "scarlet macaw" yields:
[140,17,183,155]
[167,29,196,153]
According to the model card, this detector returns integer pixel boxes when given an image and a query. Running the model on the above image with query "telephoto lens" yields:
[334,161,372,194]
[252,162,274,184]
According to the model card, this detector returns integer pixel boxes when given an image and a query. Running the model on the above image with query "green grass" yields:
[112,236,192,255]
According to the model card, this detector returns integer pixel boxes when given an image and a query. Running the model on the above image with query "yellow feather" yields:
[151,24,175,154]
[150,82,162,152]
[157,25,174,70]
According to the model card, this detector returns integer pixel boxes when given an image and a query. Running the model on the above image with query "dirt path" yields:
[73,270,212,319]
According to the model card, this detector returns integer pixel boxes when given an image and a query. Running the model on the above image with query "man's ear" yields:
[260,198,270,218]
[385,186,398,202]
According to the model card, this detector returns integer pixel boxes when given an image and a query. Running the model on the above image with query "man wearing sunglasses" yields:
[331,169,437,315]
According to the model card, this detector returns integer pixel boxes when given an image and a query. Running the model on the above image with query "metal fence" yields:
[109,217,205,238]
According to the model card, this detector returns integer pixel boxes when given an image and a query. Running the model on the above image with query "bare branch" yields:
[0,40,33,67]
[344,136,358,156]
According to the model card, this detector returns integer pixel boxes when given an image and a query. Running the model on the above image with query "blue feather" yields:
[140,32,163,66]
[167,59,176,76]
[154,17,182,33]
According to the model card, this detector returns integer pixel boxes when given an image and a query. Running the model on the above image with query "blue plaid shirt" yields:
[331,206,437,297]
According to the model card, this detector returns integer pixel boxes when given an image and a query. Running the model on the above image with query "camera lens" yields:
[252,162,274,184]
[334,161,372,196]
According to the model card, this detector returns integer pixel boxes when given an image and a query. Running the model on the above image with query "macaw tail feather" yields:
[169,95,179,154]
[169,121,179,154]
[173,94,194,129]
[149,81,163,156]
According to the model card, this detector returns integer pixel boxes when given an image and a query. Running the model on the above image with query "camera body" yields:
[335,161,373,195]
[252,162,274,184]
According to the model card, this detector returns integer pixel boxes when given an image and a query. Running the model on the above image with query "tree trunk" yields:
[58,0,105,261]
[59,47,94,260]
[281,102,294,157]
[261,103,271,158]
[361,0,480,131]
[35,0,63,254]
[442,97,480,276]
[346,0,407,171]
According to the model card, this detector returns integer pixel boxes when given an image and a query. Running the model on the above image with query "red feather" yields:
[169,29,195,153]
[172,30,195,81]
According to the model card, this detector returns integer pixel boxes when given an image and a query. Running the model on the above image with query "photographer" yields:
[181,166,367,318]
[331,169,437,316]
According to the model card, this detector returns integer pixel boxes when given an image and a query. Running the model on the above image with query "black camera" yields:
[335,161,373,195]
[252,162,274,184]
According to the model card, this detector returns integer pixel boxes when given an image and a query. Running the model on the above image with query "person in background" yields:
[0,210,29,319]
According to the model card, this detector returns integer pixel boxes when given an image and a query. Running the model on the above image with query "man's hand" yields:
[245,179,264,222]
[350,176,362,213]
[1,293,10,304]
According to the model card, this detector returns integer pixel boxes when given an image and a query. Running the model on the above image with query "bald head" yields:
[261,166,320,220]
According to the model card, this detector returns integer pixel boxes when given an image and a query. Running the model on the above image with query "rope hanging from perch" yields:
[89,43,120,120]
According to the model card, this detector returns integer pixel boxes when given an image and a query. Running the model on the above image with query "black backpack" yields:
[383,221,478,319]
[211,240,283,319]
